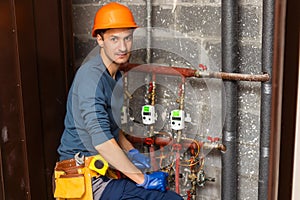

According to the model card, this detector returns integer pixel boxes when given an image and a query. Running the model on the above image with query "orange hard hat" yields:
[92,2,138,37]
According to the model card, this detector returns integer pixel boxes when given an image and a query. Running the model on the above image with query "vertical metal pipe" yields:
[268,0,286,199]
[258,0,274,199]
[146,0,152,64]
[221,0,238,199]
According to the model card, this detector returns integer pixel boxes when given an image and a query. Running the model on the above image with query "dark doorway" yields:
[0,0,74,199]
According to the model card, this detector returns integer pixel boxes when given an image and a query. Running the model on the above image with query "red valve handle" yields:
[207,136,221,142]
[145,137,154,145]
[148,82,153,93]
[198,64,207,71]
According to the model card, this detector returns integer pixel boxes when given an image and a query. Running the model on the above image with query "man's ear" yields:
[96,34,104,48]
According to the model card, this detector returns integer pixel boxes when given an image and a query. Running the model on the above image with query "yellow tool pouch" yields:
[54,174,85,198]
[53,157,97,200]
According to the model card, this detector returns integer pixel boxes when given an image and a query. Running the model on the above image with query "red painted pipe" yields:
[175,150,180,194]
[120,63,270,82]
[173,143,182,194]
[120,63,196,77]
[150,145,159,171]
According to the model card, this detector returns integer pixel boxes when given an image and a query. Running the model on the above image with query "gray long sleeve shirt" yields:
[58,54,123,161]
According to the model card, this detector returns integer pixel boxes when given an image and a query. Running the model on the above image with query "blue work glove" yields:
[127,148,151,170]
[137,172,168,192]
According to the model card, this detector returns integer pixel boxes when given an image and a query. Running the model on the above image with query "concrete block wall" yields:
[72,0,263,199]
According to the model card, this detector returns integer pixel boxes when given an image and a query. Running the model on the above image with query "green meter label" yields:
[173,110,180,117]
[143,106,150,112]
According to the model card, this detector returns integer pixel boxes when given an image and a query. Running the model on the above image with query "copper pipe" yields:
[196,71,270,82]
[150,73,156,106]
[120,63,270,82]
[268,0,287,199]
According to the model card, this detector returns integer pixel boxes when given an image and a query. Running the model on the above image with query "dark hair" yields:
[95,28,135,39]
[95,29,109,39]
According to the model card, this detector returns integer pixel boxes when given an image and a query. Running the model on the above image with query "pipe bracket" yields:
[262,83,272,95]
[261,147,269,158]
[223,131,236,142]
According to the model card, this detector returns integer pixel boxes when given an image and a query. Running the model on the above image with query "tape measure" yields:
[89,155,109,175]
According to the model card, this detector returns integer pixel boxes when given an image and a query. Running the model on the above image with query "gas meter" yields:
[170,109,185,130]
[142,105,156,125]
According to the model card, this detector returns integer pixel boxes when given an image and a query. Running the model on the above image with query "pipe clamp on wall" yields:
[262,83,272,95]
[261,147,270,158]
[223,131,236,142]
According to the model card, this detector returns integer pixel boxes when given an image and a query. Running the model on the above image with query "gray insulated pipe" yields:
[146,0,152,64]
[258,0,274,199]
[221,0,238,199]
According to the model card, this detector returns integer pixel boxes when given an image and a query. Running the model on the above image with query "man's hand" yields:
[127,148,151,170]
[137,172,168,192]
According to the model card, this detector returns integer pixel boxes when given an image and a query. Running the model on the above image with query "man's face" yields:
[97,28,134,65]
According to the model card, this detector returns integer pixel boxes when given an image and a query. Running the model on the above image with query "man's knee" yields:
[163,191,183,200]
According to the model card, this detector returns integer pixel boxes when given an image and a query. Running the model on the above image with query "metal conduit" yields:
[146,0,152,64]
[221,0,239,199]
[258,0,274,199]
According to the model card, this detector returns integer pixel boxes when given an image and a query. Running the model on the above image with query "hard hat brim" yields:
[92,25,138,37]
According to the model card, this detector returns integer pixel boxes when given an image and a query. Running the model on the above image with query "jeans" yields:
[98,178,183,200]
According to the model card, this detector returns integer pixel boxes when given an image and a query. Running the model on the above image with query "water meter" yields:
[170,109,185,130]
[142,105,156,125]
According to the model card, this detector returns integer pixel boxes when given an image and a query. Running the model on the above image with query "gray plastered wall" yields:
[72,0,263,199]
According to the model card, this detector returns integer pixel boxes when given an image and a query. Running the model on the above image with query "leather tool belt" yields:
[53,157,97,200]
[53,155,121,200]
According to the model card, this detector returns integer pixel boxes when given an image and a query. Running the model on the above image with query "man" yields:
[55,2,183,200]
